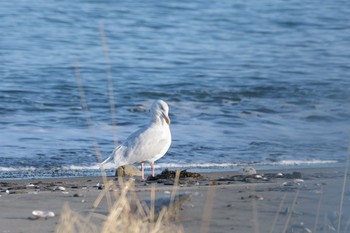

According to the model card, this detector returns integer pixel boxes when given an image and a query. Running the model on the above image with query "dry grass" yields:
[55,177,184,233]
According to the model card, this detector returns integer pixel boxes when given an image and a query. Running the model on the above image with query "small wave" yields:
[0,159,339,175]
[156,160,338,169]
[0,166,36,172]
[270,159,338,166]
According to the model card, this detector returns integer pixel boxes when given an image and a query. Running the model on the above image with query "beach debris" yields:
[53,186,66,191]
[73,193,84,197]
[264,171,303,180]
[32,210,55,219]
[95,183,104,189]
[282,181,292,186]
[218,172,268,183]
[0,182,11,187]
[148,169,203,181]
[239,167,257,176]
[248,194,264,200]
[116,165,142,177]
[281,178,305,188]
[287,222,312,233]
[5,189,15,194]
[294,179,305,184]
[26,183,36,188]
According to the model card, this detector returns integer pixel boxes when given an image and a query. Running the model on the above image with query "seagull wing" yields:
[123,124,171,164]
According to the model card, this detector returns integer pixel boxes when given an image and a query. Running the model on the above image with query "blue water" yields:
[1,1,350,178]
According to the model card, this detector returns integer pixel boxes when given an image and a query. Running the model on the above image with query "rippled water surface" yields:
[1,1,350,178]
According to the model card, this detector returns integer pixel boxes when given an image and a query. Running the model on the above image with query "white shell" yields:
[32,210,55,218]
[239,167,257,175]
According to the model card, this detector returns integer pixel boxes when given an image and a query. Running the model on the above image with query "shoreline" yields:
[0,161,344,181]
[0,166,349,233]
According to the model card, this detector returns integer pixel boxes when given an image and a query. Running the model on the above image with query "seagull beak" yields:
[162,113,171,125]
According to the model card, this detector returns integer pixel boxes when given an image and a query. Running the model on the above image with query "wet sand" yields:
[0,166,349,233]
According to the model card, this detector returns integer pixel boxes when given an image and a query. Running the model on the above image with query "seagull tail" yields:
[100,145,122,167]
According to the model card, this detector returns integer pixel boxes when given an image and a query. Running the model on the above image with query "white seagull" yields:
[101,100,172,180]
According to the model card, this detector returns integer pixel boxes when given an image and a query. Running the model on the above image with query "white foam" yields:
[63,164,101,170]
[155,163,240,169]
[270,159,338,166]
[0,166,36,172]
[150,159,338,169]
[0,159,338,173]
[0,167,18,172]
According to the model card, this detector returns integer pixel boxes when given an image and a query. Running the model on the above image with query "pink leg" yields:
[151,162,155,177]
[141,163,145,180]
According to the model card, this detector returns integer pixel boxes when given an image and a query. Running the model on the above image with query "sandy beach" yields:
[0,166,349,233]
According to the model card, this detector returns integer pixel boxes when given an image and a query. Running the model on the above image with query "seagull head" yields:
[151,100,171,125]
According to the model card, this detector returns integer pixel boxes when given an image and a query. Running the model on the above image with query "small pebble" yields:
[6,190,15,194]
[294,179,305,184]
[282,181,293,186]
